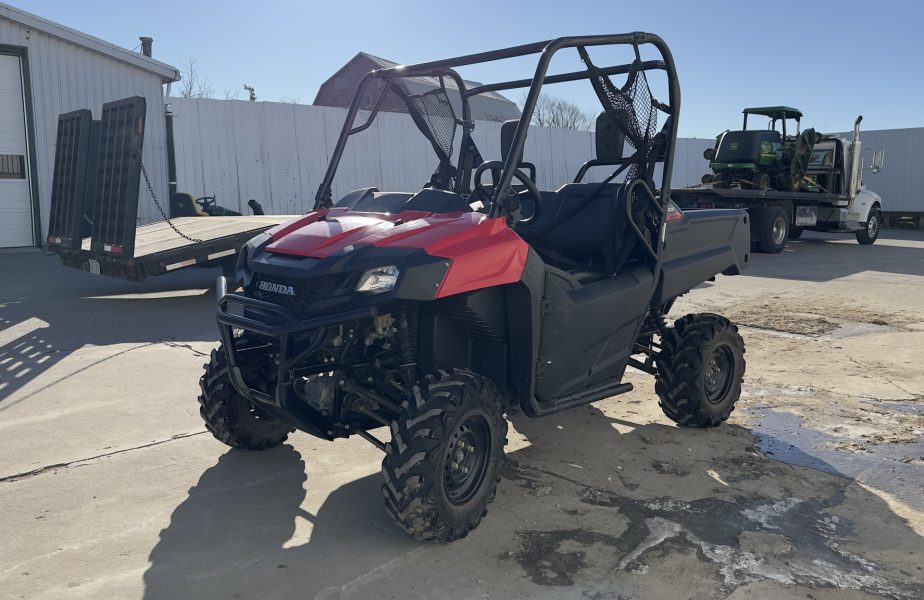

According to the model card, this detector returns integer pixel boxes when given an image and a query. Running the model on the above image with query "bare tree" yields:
[223,88,241,100]
[530,93,593,130]
[278,95,301,104]
[178,59,215,99]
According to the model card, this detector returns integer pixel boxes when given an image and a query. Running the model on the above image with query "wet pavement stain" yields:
[502,460,924,598]
[751,406,924,511]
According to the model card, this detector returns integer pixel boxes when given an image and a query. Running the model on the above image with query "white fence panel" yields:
[170,98,720,215]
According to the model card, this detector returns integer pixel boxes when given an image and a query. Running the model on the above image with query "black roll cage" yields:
[313,33,681,221]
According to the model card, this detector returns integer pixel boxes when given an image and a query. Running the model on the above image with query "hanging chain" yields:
[139,159,204,244]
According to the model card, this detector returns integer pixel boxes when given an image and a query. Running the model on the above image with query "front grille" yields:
[250,272,357,317]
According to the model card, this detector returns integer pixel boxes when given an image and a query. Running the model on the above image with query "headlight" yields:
[356,265,400,294]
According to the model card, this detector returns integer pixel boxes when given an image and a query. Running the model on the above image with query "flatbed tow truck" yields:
[46,97,294,281]
[673,112,884,253]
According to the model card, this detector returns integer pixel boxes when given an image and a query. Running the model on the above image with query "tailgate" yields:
[657,208,749,303]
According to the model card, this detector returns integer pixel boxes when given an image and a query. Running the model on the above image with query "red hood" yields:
[264,208,530,299]
[266,209,490,258]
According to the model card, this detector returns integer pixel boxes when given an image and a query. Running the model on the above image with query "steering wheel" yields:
[195,196,216,209]
[473,160,542,226]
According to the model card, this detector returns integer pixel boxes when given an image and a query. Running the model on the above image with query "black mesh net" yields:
[588,60,657,151]
[404,77,458,161]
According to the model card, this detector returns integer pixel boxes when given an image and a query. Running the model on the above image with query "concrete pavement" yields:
[1,231,923,599]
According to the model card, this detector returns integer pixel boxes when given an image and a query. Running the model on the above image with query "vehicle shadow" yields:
[745,229,924,282]
[142,402,924,599]
[0,250,220,407]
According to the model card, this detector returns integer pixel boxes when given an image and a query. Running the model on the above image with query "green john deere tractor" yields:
[703,106,822,192]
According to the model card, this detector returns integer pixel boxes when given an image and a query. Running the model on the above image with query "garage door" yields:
[0,53,33,247]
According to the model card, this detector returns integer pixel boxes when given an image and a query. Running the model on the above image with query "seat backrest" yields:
[714,130,773,163]
[500,120,518,161]
[169,192,206,217]
[500,119,537,181]
[595,112,626,162]
[516,183,623,258]
[573,113,628,183]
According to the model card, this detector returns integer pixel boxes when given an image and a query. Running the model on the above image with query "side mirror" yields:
[871,149,884,174]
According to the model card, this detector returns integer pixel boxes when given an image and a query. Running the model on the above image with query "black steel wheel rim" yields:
[444,411,491,505]
[704,344,734,404]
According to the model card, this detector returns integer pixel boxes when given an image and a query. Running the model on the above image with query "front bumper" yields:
[215,276,377,436]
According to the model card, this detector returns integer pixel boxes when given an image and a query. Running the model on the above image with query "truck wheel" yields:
[712,173,727,189]
[788,226,803,240]
[198,345,293,450]
[856,208,880,245]
[757,206,788,253]
[655,314,746,428]
[382,370,507,542]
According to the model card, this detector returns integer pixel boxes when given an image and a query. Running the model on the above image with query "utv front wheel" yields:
[198,345,293,450]
[382,370,507,542]
[656,314,746,427]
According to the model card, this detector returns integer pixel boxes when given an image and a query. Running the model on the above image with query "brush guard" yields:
[214,276,377,434]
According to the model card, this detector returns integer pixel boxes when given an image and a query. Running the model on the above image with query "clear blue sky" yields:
[22,0,924,137]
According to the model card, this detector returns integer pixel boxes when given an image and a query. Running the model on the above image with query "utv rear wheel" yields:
[198,345,293,450]
[382,370,507,542]
[656,314,745,428]
[756,206,789,253]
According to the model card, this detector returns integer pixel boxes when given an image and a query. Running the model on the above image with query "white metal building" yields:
[0,3,179,248]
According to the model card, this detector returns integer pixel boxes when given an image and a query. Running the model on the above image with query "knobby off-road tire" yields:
[198,345,293,450]
[856,208,880,245]
[756,206,789,253]
[655,313,746,428]
[382,370,507,542]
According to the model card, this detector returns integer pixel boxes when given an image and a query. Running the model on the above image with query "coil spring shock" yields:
[393,310,418,385]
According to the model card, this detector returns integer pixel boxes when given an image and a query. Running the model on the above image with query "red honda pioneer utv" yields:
[199,33,750,542]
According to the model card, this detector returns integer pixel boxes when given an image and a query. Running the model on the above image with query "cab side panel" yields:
[534,266,654,405]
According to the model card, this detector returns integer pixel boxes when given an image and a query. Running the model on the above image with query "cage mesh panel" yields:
[405,78,457,160]
[588,60,657,151]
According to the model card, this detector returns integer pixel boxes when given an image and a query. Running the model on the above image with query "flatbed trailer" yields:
[671,185,871,253]
[674,117,884,253]
[55,215,295,281]
[45,96,297,281]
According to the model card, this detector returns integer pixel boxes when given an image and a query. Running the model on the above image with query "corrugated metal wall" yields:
[170,97,711,214]
[0,17,170,238]
[836,127,924,214]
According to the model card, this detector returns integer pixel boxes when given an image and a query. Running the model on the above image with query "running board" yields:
[533,380,634,416]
